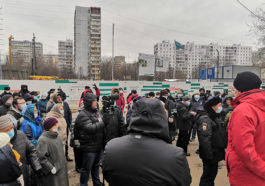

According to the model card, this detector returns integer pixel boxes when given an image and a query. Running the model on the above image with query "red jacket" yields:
[78,88,100,108]
[226,89,265,186]
[116,93,125,112]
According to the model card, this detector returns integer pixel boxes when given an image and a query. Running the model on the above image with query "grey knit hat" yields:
[0,115,13,130]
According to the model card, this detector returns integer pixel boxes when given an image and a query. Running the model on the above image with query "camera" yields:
[102,94,120,111]
[171,108,178,116]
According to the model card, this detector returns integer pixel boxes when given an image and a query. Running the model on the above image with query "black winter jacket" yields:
[0,105,10,116]
[74,109,105,152]
[11,130,42,186]
[0,145,22,185]
[101,106,124,143]
[196,110,226,162]
[103,98,191,186]
[176,102,193,130]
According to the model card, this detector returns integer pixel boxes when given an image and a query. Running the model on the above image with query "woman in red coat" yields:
[226,72,265,186]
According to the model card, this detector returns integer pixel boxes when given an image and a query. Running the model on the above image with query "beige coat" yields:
[45,103,67,145]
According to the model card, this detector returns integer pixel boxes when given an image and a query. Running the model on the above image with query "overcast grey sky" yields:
[1,0,264,62]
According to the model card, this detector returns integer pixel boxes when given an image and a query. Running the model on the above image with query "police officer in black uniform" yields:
[176,96,195,156]
[196,96,227,186]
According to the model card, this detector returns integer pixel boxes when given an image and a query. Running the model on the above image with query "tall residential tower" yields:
[74,6,101,80]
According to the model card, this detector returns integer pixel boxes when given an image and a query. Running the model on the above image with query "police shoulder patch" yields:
[202,122,208,131]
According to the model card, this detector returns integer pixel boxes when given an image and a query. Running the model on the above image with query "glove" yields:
[93,84,98,89]
[51,167,57,174]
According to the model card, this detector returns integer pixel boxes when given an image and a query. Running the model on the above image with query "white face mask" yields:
[52,128,58,133]
[27,101,32,105]
[215,106,223,114]
[60,110,64,115]
[19,104,26,111]
[34,113,38,118]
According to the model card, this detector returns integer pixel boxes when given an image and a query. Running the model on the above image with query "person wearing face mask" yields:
[37,93,49,117]
[0,114,42,186]
[0,132,22,186]
[176,96,195,156]
[196,96,227,186]
[37,117,69,186]
[24,93,34,105]
[20,104,43,147]
[7,97,26,129]
[0,86,12,98]
[190,93,205,142]
[47,93,73,161]
[176,92,184,103]
[19,85,30,99]
[0,94,13,116]
[46,104,67,153]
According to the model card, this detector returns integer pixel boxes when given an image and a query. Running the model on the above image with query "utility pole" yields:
[112,23,114,81]
[32,33,36,76]
[216,49,219,82]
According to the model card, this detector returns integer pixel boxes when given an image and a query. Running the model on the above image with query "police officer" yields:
[159,89,176,142]
[176,96,195,156]
[196,96,227,186]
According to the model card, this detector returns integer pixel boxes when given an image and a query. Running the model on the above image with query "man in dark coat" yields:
[0,94,13,116]
[190,93,205,142]
[19,85,30,99]
[101,90,124,143]
[8,97,26,129]
[74,93,105,186]
[103,98,191,186]
[160,89,177,142]
[176,96,195,156]
[0,86,12,99]
[57,87,66,101]
[196,96,227,186]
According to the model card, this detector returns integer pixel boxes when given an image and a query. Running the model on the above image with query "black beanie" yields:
[204,96,222,109]
[233,72,262,92]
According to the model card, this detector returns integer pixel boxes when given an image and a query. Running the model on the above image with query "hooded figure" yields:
[103,98,192,186]
[46,103,67,145]
[0,94,13,116]
[20,104,42,146]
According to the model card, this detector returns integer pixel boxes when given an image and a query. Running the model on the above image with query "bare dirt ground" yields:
[67,138,229,186]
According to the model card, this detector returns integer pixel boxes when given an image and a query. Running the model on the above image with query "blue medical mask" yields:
[186,101,191,107]
[215,106,223,114]
[194,95,200,102]
[177,94,183,98]
[8,129,15,139]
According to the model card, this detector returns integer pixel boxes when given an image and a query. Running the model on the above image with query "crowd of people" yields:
[0,71,265,186]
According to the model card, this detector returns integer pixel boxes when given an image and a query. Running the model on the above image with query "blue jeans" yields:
[80,151,103,186]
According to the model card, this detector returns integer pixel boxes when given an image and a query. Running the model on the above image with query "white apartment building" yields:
[58,40,73,73]
[74,6,101,80]
[11,40,43,64]
[154,41,252,79]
